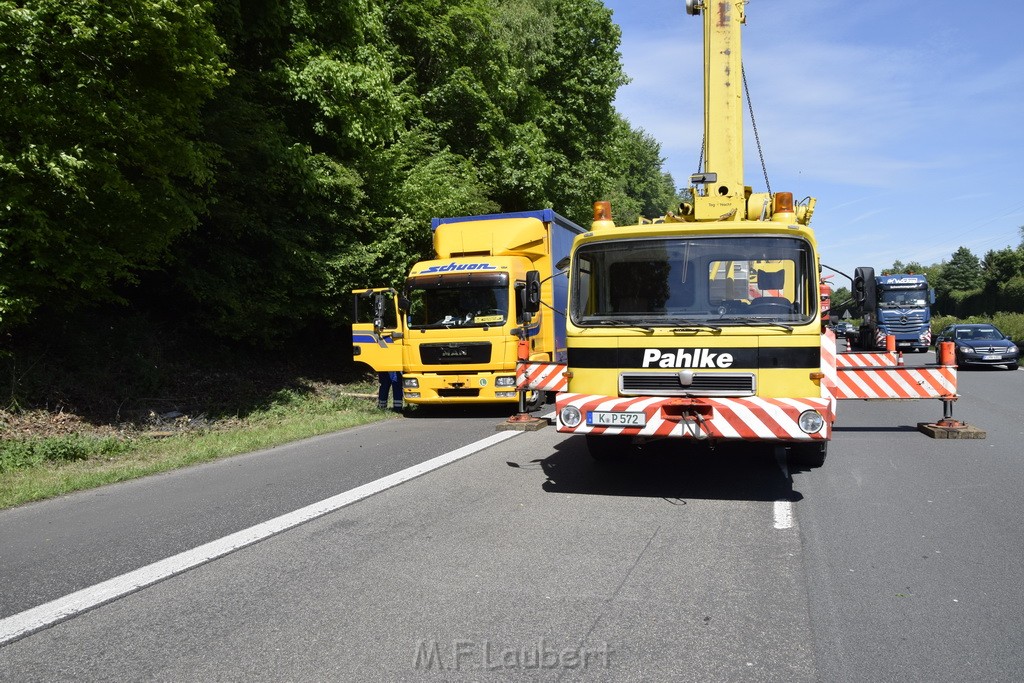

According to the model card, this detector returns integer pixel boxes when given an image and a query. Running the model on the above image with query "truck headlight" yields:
[560,405,582,428]
[798,410,825,434]
[495,376,516,387]
[403,378,419,388]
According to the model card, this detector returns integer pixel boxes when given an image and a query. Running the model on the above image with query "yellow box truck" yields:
[352,209,584,406]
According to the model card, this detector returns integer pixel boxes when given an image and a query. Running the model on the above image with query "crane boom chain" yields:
[742,62,771,196]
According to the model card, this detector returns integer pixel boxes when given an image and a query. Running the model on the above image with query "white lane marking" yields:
[773,446,795,530]
[0,430,520,646]
[773,501,794,530]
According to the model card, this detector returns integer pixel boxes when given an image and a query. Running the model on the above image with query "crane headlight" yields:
[798,410,825,434]
[560,406,582,428]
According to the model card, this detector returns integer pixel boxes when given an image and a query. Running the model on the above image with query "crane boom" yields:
[691,0,746,220]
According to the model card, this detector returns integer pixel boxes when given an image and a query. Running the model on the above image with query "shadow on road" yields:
[510,437,802,503]
[403,404,520,420]
[832,424,921,433]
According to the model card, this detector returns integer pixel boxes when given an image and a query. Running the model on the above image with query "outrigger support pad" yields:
[497,368,548,432]
[497,395,548,432]
[497,411,548,431]
[917,397,986,439]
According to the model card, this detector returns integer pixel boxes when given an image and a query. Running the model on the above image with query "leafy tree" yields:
[932,246,982,316]
[2,0,684,349]
[941,247,982,292]
[882,260,925,276]
[603,122,680,225]
[159,0,411,343]
[0,0,229,329]
[918,262,946,289]
[980,245,1024,314]
[327,128,499,306]
[1000,276,1024,313]
[521,0,629,222]
[981,246,1024,287]
[828,285,853,319]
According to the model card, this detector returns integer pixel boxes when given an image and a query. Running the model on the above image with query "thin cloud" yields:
[603,0,1024,277]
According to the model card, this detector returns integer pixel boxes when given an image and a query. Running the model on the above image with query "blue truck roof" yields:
[431,209,586,234]
[877,274,928,287]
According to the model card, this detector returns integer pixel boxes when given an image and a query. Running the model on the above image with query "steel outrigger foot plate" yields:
[917,421,987,439]
[496,413,549,431]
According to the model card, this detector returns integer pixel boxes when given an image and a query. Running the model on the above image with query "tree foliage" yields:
[0,1,230,325]
[1,0,685,346]
[883,234,1024,317]
[941,247,982,292]
[157,0,409,343]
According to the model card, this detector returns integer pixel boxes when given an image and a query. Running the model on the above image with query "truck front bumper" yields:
[402,372,523,404]
[555,393,832,443]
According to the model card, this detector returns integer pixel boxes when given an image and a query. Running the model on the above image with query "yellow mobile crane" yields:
[551,0,832,465]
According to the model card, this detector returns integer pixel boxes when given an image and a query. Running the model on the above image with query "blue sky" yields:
[601,0,1024,286]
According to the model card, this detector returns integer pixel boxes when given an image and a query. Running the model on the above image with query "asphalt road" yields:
[0,405,514,618]
[1,354,1021,681]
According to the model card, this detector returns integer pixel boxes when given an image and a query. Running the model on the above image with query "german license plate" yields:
[587,411,647,427]
[982,354,1002,360]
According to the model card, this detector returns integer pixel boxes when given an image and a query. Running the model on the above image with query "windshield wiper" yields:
[661,318,722,333]
[714,317,794,331]
[585,319,653,332]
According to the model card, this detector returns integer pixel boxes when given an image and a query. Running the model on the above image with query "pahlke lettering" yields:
[641,348,734,369]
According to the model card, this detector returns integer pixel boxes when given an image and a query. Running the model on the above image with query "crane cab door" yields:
[352,288,404,372]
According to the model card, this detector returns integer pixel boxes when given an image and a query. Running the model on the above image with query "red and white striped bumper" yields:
[555,393,832,442]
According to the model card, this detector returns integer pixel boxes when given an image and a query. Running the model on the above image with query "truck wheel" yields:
[788,441,827,468]
[524,390,545,411]
[585,434,631,461]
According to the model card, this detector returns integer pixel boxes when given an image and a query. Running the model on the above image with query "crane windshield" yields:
[570,236,816,327]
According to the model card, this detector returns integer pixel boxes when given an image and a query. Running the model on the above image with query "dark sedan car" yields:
[934,323,1020,369]
[833,321,856,338]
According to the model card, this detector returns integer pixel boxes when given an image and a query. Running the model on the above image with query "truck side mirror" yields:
[523,270,541,314]
[372,294,385,331]
[853,267,876,314]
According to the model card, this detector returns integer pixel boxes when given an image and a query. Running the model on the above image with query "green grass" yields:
[0,385,393,510]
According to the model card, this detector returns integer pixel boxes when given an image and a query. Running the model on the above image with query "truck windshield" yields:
[405,276,510,329]
[570,236,815,327]
[879,289,927,307]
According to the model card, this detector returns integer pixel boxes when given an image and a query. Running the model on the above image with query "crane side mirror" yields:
[853,267,876,315]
